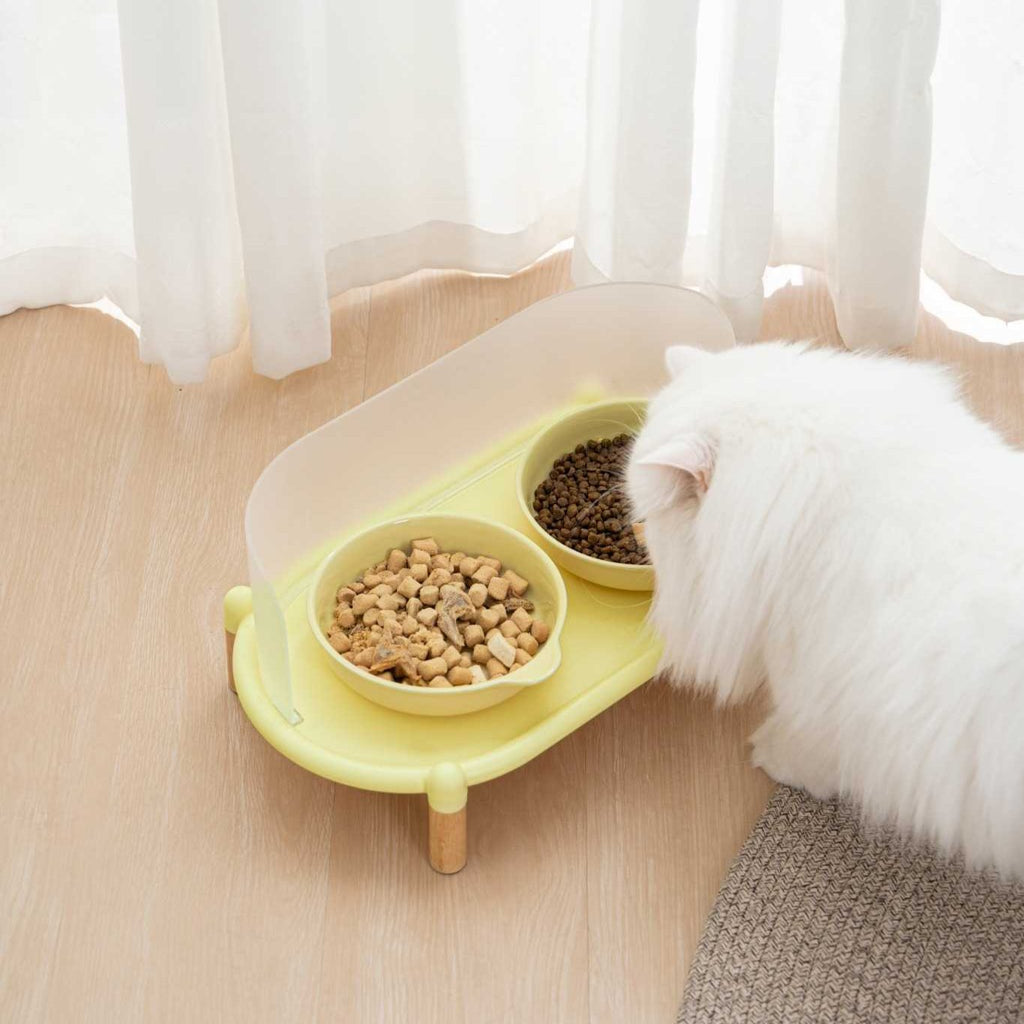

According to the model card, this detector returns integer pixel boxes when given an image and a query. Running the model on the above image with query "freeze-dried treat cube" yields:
[471,565,496,585]
[518,633,539,655]
[487,576,510,602]
[416,607,438,628]
[419,585,440,606]
[459,557,481,577]
[411,537,439,556]
[387,549,407,573]
[462,623,485,647]
[472,644,491,664]
[419,657,448,681]
[531,620,550,643]
[502,570,529,597]
[499,620,520,639]
[468,583,488,607]
[510,607,533,632]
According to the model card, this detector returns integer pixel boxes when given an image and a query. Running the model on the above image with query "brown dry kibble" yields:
[532,435,649,564]
[327,539,551,688]
[487,633,517,668]
[419,657,448,682]
[510,607,532,632]
[471,564,497,585]
[487,576,510,602]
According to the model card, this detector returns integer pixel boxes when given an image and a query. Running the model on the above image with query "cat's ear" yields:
[665,345,706,379]
[636,435,715,500]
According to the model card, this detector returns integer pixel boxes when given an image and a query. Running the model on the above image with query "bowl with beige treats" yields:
[308,514,567,716]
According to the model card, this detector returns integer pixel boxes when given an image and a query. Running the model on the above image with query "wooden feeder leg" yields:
[225,629,237,694]
[428,802,467,874]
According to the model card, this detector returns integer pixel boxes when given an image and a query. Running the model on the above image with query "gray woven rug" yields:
[678,787,1024,1023]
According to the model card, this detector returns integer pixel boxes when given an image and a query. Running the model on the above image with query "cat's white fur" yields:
[628,341,1024,877]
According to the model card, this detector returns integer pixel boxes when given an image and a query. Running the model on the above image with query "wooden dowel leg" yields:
[225,629,236,694]
[428,802,467,874]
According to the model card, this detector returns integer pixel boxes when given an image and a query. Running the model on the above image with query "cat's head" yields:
[627,344,731,523]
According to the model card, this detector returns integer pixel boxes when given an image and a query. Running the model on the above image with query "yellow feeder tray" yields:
[225,283,735,873]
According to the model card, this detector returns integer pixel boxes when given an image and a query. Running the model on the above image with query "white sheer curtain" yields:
[2,0,1021,382]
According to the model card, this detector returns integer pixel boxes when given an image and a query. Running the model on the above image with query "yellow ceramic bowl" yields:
[516,398,653,592]
[308,514,567,716]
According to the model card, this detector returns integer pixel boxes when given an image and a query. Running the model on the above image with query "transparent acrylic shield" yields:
[243,282,735,723]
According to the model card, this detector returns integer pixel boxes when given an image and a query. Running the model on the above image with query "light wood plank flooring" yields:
[2,253,1021,1023]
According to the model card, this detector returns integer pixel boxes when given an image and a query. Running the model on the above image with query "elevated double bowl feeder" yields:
[225,283,735,872]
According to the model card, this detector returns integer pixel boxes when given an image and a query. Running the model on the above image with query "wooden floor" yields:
[2,253,1021,1023]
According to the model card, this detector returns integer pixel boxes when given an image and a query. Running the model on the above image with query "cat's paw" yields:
[750,718,839,800]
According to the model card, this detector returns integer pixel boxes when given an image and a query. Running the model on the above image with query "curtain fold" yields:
[1,0,1021,381]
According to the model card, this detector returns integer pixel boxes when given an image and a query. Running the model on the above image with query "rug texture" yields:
[678,787,1024,1023]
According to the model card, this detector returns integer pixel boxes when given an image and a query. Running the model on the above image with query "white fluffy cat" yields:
[627,341,1024,878]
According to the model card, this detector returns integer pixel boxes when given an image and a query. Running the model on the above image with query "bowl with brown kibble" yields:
[308,514,567,716]
[516,398,654,591]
